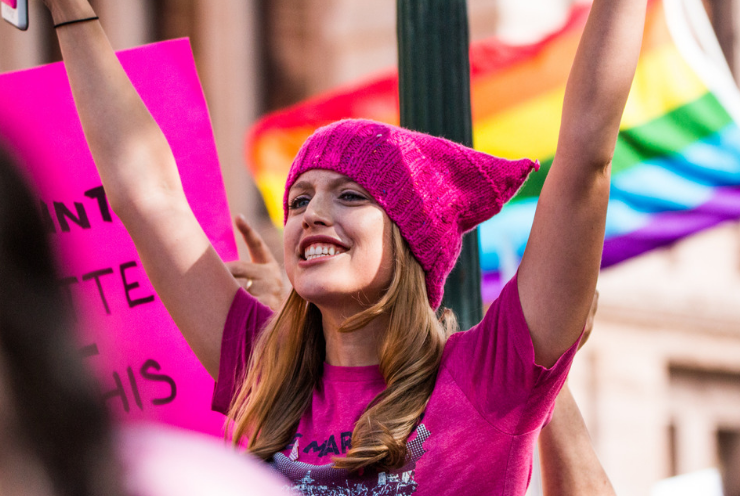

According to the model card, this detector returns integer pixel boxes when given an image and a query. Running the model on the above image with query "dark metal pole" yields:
[397,0,482,330]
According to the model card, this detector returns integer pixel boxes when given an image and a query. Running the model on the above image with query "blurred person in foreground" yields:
[231,218,616,496]
[0,143,122,496]
[0,143,289,496]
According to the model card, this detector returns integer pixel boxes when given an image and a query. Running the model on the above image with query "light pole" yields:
[397,0,482,329]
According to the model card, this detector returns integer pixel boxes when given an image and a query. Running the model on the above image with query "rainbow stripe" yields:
[247,0,740,302]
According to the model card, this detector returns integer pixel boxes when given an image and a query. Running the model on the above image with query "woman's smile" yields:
[299,245,349,266]
[298,235,350,264]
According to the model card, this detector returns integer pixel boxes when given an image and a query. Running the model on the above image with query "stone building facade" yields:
[2,1,740,495]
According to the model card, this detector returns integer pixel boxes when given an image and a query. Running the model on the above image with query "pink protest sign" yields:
[0,39,236,436]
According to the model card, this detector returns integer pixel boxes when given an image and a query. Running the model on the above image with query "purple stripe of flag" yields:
[601,186,740,268]
[480,187,740,304]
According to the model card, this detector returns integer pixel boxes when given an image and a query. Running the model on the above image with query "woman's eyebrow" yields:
[290,177,363,195]
[289,180,312,193]
[329,176,362,190]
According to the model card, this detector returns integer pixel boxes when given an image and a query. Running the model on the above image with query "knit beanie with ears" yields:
[283,119,538,309]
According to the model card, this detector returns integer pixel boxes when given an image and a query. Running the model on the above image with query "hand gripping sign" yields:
[0,39,237,436]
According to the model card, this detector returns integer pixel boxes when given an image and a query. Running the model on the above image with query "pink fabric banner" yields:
[0,39,236,436]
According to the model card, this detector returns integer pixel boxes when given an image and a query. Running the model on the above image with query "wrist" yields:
[48,0,96,26]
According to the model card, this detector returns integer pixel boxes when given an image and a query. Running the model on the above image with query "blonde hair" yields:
[227,223,457,472]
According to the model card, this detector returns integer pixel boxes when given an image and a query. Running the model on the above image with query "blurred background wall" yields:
[1,1,739,495]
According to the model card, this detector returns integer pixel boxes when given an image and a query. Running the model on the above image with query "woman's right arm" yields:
[46,0,240,379]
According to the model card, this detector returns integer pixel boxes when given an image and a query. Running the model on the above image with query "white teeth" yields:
[303,243,344,260]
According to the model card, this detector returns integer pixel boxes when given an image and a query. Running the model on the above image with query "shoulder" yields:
[442,274,531,368]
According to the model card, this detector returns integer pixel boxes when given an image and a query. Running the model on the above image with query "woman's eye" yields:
[289,196,310,210]
[339,191,366,202]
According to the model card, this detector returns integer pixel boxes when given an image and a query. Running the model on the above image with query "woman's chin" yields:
[297,285,380,310]
[297,287,352,306]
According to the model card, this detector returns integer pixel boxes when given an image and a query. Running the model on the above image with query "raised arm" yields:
[45,0,240,379]
[518,0,648,367]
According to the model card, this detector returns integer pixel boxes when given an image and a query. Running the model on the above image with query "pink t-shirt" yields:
[212,276,579,496]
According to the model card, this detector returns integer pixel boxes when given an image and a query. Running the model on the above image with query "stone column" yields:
[593,324,669,496]
[675,410,719,474]
[194,0,267,259]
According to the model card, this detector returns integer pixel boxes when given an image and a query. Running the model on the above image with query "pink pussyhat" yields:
[284,119,538,309]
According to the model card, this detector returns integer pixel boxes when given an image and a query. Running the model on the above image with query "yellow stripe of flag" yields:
[473,43,708,160]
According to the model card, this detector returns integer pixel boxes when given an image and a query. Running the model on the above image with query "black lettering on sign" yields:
[140,359,177,406]
[60,260,156,315]
[86,349,178,413]
[341,431,353,453]
[81,268,114,315]
[102,372,129,413]
[39,201,56,233]
[120,261,155,308]
[127,366,144,411]
[54,201,90,232]
[83,186,113,223]
[40,184,113,233]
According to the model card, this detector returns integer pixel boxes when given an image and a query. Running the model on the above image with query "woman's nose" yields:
[302,195,332,228]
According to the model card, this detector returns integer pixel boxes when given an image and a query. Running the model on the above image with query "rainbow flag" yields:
[247,0,740,302]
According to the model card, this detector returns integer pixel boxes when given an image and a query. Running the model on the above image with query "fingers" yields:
[226,260,256,293]
[232,275,253,292]
[225,261,285,312]
[235,214,276,265]
[226,260,259,279]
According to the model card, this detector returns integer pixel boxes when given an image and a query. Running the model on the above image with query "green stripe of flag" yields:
[509,92,733,203]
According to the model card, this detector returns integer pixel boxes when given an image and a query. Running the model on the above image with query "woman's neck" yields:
[320,308,387,367]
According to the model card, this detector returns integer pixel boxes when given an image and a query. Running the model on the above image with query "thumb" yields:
[235,214,276,265]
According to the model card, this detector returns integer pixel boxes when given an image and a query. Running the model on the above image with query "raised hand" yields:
[227,215,286,312]
[518,0,648,368]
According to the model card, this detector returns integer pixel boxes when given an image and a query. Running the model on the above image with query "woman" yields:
[43,0,645,493]
[231,220,616,496]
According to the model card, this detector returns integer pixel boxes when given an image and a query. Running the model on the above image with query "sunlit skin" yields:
[284,170,394,367]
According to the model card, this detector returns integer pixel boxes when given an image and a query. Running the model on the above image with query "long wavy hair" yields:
[227,223,457,472]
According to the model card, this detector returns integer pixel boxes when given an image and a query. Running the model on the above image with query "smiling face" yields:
[284,170,394,313]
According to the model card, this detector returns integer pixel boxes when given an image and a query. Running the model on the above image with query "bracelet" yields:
[54,16,99,29]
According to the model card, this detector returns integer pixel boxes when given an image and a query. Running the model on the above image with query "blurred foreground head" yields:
[0,143,123,496]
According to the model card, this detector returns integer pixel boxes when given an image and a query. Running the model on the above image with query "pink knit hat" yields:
[284,119,538,309]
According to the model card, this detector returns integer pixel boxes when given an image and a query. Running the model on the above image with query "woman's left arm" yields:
[539,383,617,496]
[518,0,648,367]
